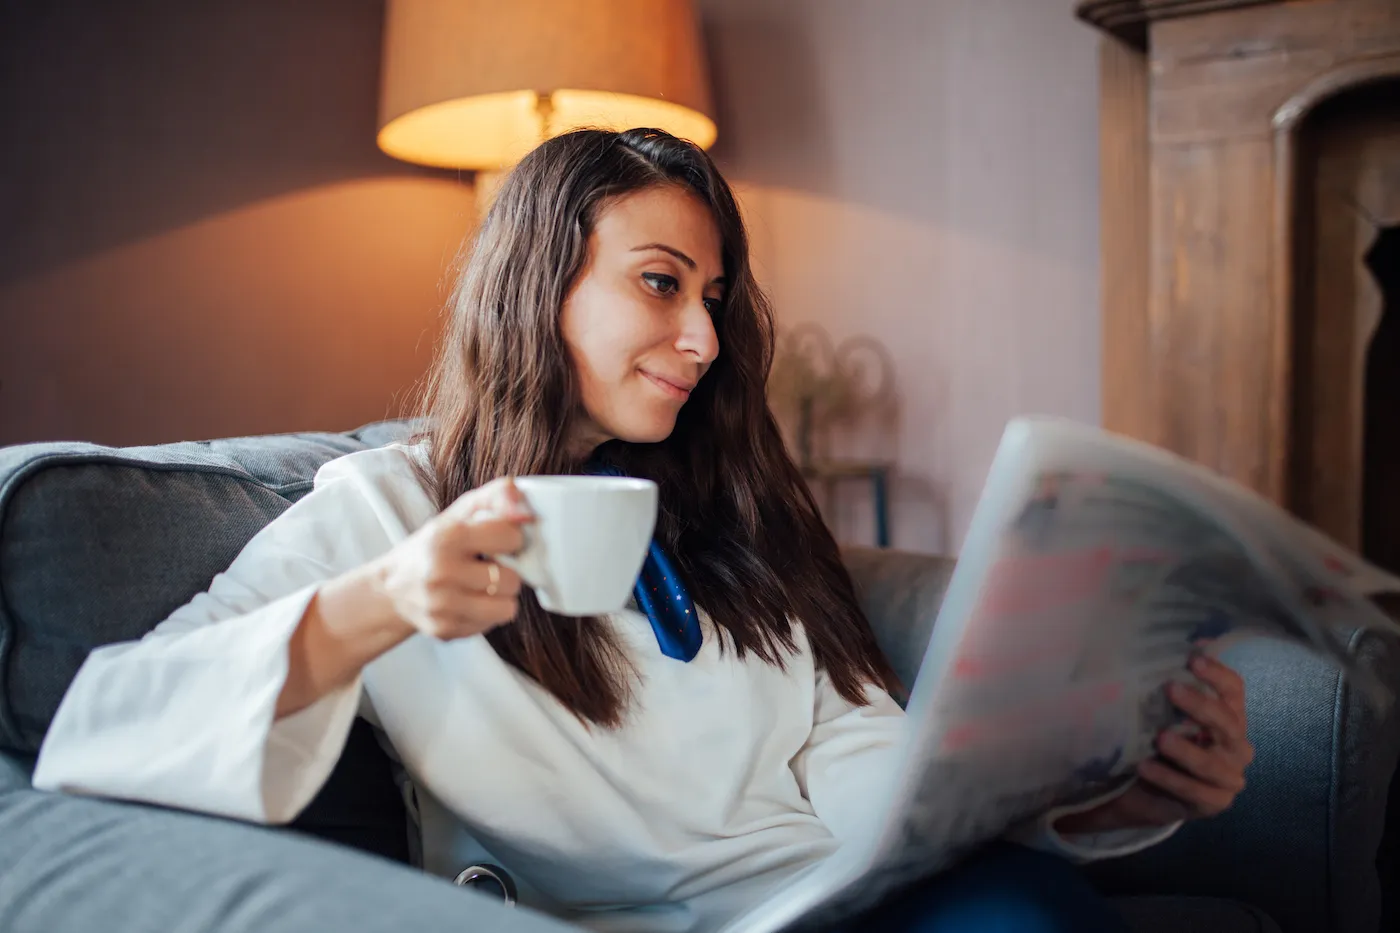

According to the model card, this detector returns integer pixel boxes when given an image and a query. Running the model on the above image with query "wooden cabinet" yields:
[1078,0,1400,556]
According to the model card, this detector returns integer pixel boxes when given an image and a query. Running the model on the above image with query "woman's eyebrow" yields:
[631,242,696,269]
[631,243,726,285]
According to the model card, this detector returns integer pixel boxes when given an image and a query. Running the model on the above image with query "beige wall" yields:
[2,0,1101,554]
[0,1,474,448]
[1,180,472,445]
[702,0,1102,551]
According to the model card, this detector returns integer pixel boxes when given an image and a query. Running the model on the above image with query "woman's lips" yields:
[640,370,694,400]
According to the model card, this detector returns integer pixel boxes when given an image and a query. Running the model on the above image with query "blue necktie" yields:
[584,462,703,662]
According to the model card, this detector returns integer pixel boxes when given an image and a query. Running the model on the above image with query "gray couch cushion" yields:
[0,420,416,752]
[0,750,572,933]
[839,546,954,702]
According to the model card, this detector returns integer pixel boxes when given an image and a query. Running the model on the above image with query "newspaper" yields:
[720,416,1400,933]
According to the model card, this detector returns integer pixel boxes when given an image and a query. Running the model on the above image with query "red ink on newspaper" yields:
[952,547,1115,681]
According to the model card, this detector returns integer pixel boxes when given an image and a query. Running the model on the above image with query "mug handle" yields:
[491,522,552,595]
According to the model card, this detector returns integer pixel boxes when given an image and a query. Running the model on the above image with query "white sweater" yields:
[33,443,1176,933]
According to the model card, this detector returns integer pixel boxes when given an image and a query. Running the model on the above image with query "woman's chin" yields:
[613,415,680,445]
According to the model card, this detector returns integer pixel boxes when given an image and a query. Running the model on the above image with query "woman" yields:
[33,128,1252,933]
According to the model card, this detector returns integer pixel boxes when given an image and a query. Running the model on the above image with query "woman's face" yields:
[561,184,724,455]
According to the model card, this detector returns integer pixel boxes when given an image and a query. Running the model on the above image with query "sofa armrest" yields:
[0,751,577,933]
[1085,627,1400,933]
[839,546,1400,933]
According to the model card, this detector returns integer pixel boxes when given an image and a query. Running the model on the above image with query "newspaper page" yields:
[721,416,1400,933]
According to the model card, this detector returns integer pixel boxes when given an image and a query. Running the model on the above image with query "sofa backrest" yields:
[0,419,424,862]
[0,420,415,754]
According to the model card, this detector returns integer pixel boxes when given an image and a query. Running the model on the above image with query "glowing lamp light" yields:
[377,0,717,172]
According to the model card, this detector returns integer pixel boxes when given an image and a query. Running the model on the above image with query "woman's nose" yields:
[676,300,719,365]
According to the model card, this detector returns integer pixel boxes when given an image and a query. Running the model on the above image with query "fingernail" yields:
[1191,656,1209,673]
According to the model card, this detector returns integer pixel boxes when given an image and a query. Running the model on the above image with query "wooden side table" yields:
[801,460,893,547]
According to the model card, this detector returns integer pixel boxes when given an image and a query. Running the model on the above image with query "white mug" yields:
[493,476,658,616]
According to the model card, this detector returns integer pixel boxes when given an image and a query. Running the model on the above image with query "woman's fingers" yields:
[446,477,534,524]
[1137,758,1237,816]
[1137,656,1252,820]
[379,480,538,642]
[1168,681,1247,748]
[1065,658,1254,833]
[1189,654,1247,715]
[425,591,520,634]
[435,517,527,561]
[1113,783,1195,826]
[460,556,522,598]
[1156,730,1246,791]
[437,481,534,570]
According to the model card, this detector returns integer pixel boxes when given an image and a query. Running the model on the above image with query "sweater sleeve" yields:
[32,445,435,825]
[1004,777,1182,863]
[789,670,906,845]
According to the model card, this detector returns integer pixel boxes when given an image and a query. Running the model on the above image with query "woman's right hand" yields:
[375,477,535,641]
[280,478,537,719]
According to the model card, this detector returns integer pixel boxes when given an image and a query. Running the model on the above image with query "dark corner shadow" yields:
[0,0,464,289]
[702,11,836,194]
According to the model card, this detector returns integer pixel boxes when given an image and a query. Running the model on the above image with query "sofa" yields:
[1,419,1397,933]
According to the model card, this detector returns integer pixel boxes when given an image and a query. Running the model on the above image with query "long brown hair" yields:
[406,127,899,727]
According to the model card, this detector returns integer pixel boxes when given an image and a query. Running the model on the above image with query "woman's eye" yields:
[642,272,679,295]
[703,297,723,316]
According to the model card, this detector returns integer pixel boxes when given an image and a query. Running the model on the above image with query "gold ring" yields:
[485,561,501,597]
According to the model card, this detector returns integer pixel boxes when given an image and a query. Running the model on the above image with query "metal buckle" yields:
[453,863,518,906]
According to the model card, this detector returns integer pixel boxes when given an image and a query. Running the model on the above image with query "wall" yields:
[701,0,1102,551]
[0,1,475,447]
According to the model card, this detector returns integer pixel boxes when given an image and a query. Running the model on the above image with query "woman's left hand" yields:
[1053,652,1254,835]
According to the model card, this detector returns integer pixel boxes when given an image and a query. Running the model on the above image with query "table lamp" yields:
[376,0,716,177]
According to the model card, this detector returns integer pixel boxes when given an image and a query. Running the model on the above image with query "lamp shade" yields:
[377,0,716,170]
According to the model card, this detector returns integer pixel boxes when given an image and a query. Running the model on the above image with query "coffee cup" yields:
[492,476,657,616]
